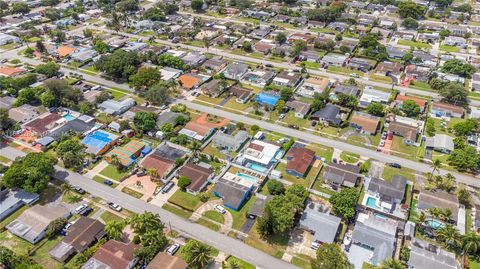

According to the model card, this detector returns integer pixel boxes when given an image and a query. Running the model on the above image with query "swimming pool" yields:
[366,197,381,210]
[63,114,76,121]
[248,163,267,173]
[236,172,258,184]
[426,219,444,229]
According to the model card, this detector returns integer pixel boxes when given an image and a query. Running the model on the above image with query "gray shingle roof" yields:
[299,203,341,243]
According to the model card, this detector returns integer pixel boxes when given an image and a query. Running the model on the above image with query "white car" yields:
[343,232,352,246]
[311,241,320,250]
[166,243,180,255]
[74,204,88,214]
[215,205,226,214]
[108,202,122,212]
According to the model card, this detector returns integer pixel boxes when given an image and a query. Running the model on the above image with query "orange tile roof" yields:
[184,121,212,136]
[396,95,427,108]
[0,67,24,77]
[350,113,380,134]
[178,74,201,89]
[57,46,76,57]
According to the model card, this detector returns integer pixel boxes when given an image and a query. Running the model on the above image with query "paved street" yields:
[0,144,298,269]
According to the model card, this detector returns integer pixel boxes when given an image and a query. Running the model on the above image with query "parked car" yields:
[311,121,317,127]
[75,204,88,214]
[79,207,93,216]
[74,187,85,194]
[103,179,113,186]
[0,58,7,63]
[161,182,174,194]
[379,140,385,147]
[137,170,146,177]
[107,202,122,212]
[311,241,320,250]
[388,163,401,168]
[166,243,180,255]
[279,113,286,120]
[288,124,299,129]
[215,205,226,214]
[83,159,89,167]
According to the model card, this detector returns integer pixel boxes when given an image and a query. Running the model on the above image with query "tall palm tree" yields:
[129,212,163,236]
[185,241,213,269]
[427,207,441,221]
[190,141,201,158]
[379,258,403,269]
[416,211,427,225]
[436,224,461,250]
[430,159,442,177]
[61,183,73,196]
[439,208,452,222]
[147,168,158,180]
[105,220,124,240]
[462,232,480,255]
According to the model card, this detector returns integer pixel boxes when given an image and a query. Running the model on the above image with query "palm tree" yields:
[462,232,480,255]
[147,168,158,180]
[439,208,452,222]
[436,224,461,250]
[190,141,201,158]
[184,241,213,269]
[379,258,403,269]
[60,183,73,196]
[110,154,122,171]
[430,159,442,177]
[427,207,441,221]
[129,212,163,236]
[105,220,124,240]
[225,259,242,269]
[416,211,427,225]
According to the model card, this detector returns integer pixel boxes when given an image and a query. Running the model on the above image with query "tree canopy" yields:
[35,61,60,78]
[442,59,476,78]
[398,1,425,19]
[95,49,140,79]
[133,112,157,132]
[129,67,162,90]
[311,243,352,269]
[329,188,359,221]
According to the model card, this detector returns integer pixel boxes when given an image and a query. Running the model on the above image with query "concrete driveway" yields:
[368,161,384,179]
[284,228,317,258]
[149,180,179,207]
[116,174,157,201]
[191,200,233,233]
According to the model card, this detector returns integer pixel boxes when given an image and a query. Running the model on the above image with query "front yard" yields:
[99,165,129,181]
[167,190,203,211]
[397,39,432,49]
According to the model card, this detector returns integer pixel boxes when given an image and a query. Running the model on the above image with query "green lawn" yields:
[167,190,202,211]
[469,257,480,269]
[440,45,460,52]
[389,136,420,160]
[162,203,193,219]
[291,255,313,269]
[0,155,11,164]
[0,205,27,230]
[306,144,334,163]
[225,256,256,269]
[185,40,205,47]
[303,61,320,70]
[30,236,63,269]
[409,81,433,92]
[381,165,416,182]
[203,210,225,224]
[197,217,221,231]
[121,187,143,199]
[340,151,360,163]
[397,39,432,49]
[92,175,118,188]
[0,230,32,255]
[245,222,289,259]
[99,165,128,181]
[100,211,124,223]
[466,208,472,232]
[369,74,392,84]
[275,162,320,187]
[227,196,256,230]
[107,89,127,100]
[327,66,363,76]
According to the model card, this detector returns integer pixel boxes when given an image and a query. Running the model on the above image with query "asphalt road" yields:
[0,145,298,269]
[176,99,480,188]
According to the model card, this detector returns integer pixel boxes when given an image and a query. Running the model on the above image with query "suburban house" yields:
[200,79,228,98]
[322,54,348,67]
[8,104,40,123]
[82,240,139,269]
[213,172,254,210]
[365,176,407,215]
[0,33,20,45]
[299,50,322,62]
[105,140,147,168]
[285,147,316,177]
[202,56,228,74]
[375,61,404,77]
[98,98,136,115]
[156,111,184,128]
[296,77,330,98]
[323,162,361,189]
[299,201,341,244]
[241,140,281,171]
[334,85,360,97]
[272,70,303,88]
[177,163,214,195]
[395,95,427,112]
[408,238,457,269]
[404,65,432,83]
[242,69,276,87]
[347,213,398,268]
[247,194,271,219]
[386,46,408,60]
[425,134,455,154]
[7,204,71,244]
[178,73,210,90]
[49,217,106,262]
[179,121,216,141]
[359,88,391,107]
[430,102,465,118]
[255,92,280,109]
[350,112,380,135]
[0,188,39,221]
[0,66,26,77]
[223,63,249,80]
[141,143,189,181]
[82,130,119,156]
[348,57,374,72]
[417,188,460,223]
[285,100,311,118]
[388,121,420,145]
[228,85,253,104]
[212,130,250,152]
[146,252,188,269]
[160,67,182,81]
[181,52,207,67]
[23,112,62,136]
[310,104,343,126]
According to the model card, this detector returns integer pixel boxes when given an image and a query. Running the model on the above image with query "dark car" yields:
[103,179,113,186]
[74,187,85,194]
[288,124,299,129]
[92,156,102,163]
[79,207,93,216]
[137,170,146,177]
[388,163,401,168]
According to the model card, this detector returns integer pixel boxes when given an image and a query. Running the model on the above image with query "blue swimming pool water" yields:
[249,163,267,173]
[236,173,257,184]
[255,93,280,106]
[63,114,76,121]
[426,219,444,229]
[366,197,380,209]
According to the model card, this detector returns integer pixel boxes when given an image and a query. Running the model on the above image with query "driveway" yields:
[115,174,157,201]
[284,228,316,258]
[191,200,233,233]
[149,179,179,207]
[368,161,384,179]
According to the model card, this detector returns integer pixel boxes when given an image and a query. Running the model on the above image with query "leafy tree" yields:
[306,5,345,23]
[129,67,161,90]
[436,224,461,250]
[426,118,436,136]
[44,8,62,21]
[43,79,83,108]
[251,125,260,133]
[178,176,192,191]
[311,90,330,112]
[191,0,204,11]
[236,122,245,130]
[56,136,85,169]
[181,240,214,269]
[275,32,287,44]
[336,93,358,108]
[366,102,384,116]
[159,2,179,14]
[45,218,68,238]
[161,123,173,134]
[399,246,410,263]
[129,212,164,237]
[133,112,157,132]
[175,115,187,126]
[144,82,170,106]
[35,61,60,78]
[292,40,307,56]
[36,40,46,53]
[143,7,166,21]
[83,28,93,38]
[438,82,468,106]
[329,188,359,221]
[105,220,125,240]
[94,39,110,54]
[280,88,293,101]
[135,229,168,263]
[314,40,335,52]
[14,87,42,106]
[398,1,425,19]
[442,59,476,78]
[311,243,352,269]
[453,119,478,136]
[401,99,421,117]
[402,17,419,29]
[117,0,139,12]
[2,152,56,193]
[266,180,285,195]
[225,258,242,269]
[0,246,43,269]
[79,102,94,116]
[462,232,480,255]
[42,0,59,6]
[457,188,472,207]
[439,29,451,40]
[448,145,480,172]
[242,41,252,52]
[95,49,140,79]
[435,0,453,7]
[157,54,185,70]
[11,2,30,14]
[379,259,403,269]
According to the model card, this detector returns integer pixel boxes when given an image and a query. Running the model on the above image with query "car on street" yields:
[79,207,93,216]
[215,205,226,214]
[103,179,113,186]
[107,202,122,212]
[166,243,180,255]
[279,113,286,119]
[388,163,402,168]
[288,124,299,129]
